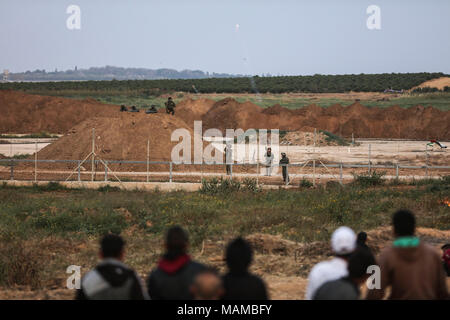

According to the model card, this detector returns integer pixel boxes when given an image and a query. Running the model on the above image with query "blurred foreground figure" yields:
[306,226,357,300]
[222,237,268,300]
[442,244,450,277]
[147,226,206,300]
[314,247,376,300]
[76,234,148,300]
[367,210,448,300]
[191,268,224,300]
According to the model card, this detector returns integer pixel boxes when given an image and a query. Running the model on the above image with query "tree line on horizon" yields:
[0,72,446,94]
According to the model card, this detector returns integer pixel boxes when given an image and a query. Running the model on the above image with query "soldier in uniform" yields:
[165,97,176,115]
[280,152,290,183]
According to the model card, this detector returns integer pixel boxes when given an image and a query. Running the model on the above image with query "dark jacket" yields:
[313,277,360,300]
[76,258,148,300]
[222,271,268,300]
[147,254,206,300]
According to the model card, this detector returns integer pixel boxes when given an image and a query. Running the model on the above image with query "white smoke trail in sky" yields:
[235,23,262,102]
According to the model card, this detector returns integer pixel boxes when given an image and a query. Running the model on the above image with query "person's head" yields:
[331,226,357,259]
[165,226,189,257]
[357,232,367,246]
[347,247,377,285]
[392,209,416,237]
[190,268,224,300]
[100,234,125,260]
[267,147,271,154]
[281,152,286,158]
[168,97,172,100]
[225,237,253,274]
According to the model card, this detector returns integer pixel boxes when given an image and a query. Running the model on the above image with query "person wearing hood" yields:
[222,237,268,300]
[367,210,448,300]
[147,226,206,300]
[76,234,148,300]
[305,226,357,300]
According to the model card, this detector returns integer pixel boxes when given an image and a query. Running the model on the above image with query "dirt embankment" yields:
[412,77,450,91]
[0,90,120,134]
[200,98,450,140]
[3,90,450,140]
[31,112,198,170]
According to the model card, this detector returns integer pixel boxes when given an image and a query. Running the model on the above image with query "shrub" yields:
[199,178,241,195]
[299,179,313,188]
[352,171,386,187]
[320,130,349,146]
[242,178,261,193]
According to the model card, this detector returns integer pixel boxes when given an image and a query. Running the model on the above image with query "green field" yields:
[0,177,448,290]
[9,90,450,111]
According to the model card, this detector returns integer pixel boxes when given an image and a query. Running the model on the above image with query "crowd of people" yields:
[76,210,449,300]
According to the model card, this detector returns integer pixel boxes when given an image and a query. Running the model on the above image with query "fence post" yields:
[230,163,233,180]
[10,159,14,180]
[339,162,343,185]
[368,144,371,174]
[77,161,81,182]
[104,161,108,182]
[396,163,399,180]
[169,162,173,183]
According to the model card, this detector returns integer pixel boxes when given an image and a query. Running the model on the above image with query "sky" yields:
[0,0,449,75]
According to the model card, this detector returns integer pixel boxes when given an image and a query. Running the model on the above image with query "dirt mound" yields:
[0,90,120,134]
[412,77,450,90]
[173,98,216,126]
[281,130,342,146]
[32,112,195,171]
[198,98,450,139]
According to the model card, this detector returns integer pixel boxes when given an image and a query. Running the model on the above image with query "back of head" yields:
[331,226,356,257]
[165,226,189,258]
[392,209,415,237]
[101,234,125,259]
[347,248,376,279]
[191,269,223,300]
[357,232,367,245]
[226,237,253,274]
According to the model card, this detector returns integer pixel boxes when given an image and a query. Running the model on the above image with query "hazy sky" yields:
[1,0,449,75]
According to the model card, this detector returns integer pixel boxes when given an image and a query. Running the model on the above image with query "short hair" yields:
[101,234,125,258]
[392,210,416,237]
[347,248,376,279]
[166,226,189,255]
[357,232,367,245]
[225,237,253,273]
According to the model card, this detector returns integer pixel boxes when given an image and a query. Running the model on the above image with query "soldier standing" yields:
[165,97,176,115]
[280,152,289,183]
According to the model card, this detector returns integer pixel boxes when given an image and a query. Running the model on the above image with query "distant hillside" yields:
[4,66,243,81]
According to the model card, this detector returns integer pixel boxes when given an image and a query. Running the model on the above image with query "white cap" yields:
[331,226,356,255]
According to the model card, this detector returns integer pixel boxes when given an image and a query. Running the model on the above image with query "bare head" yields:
[191,269,224,300]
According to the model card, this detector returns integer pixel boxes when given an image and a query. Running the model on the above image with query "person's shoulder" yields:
[187,260,207,271]
[420,242,442,260]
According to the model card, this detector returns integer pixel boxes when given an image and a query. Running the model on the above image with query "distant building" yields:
[2,69,9,82]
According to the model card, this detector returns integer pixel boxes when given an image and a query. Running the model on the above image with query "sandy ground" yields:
[213,139,450,166]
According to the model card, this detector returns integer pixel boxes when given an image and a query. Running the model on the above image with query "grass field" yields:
[0,177,448,293]
[18,90,450,111]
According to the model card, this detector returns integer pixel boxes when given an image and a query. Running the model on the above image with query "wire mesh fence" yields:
[1,158,449,186]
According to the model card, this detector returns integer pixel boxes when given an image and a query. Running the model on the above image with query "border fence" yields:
[1,158,449,187]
